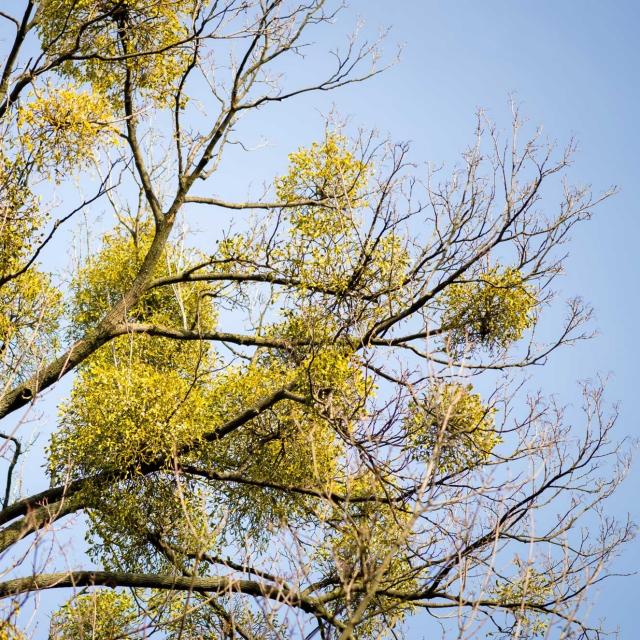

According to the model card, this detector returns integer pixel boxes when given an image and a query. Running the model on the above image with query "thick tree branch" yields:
[0,570,340,624]
[184,195,332,210]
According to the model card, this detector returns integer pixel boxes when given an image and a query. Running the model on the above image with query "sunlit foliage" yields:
[275,135,410,299]
[441,266,537,353]
[50,225,219,480]
[18,84,118,178]
[0,156,41,277]
[37,0,197,105]
[0,270,61,383]
[321,500,418,638]
[405,383,499,472]
[0,153,61,382]
[493,568,555,638]
[49,591,141,640]
[0,602,24,640]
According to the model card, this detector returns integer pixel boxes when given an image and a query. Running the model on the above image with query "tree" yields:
[0,1,632,638]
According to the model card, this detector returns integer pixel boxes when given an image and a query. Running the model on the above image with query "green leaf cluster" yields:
[17,83,119,178]
[0,154,61,383]
[441,266,537,353]
[274,135,410,301]
[405,383,500,472]
[49,591,142,640]
[493,569,554,638]
[37,0,197,105]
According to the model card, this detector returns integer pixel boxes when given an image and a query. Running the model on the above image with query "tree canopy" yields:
[0,2,632,639]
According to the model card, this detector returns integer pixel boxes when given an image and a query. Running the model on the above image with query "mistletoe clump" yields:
[441,266,537,353]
